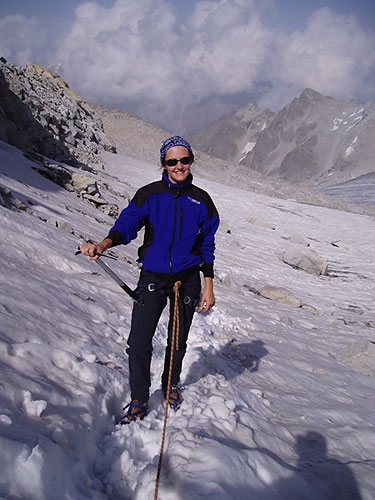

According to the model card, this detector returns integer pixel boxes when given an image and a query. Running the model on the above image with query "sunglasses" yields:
[164,157,192,167]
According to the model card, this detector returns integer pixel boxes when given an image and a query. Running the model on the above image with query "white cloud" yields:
[0,15,47,65]
[266,8,375,107]
[52,0,273,129]
[53,1,181,104]
[1,1,373,131]
[186,5,269,94]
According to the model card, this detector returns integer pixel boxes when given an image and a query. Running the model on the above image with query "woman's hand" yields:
[199,277,215,314]
[79,238,112,260]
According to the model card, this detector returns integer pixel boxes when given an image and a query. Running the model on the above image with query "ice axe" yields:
[75,248,143,306]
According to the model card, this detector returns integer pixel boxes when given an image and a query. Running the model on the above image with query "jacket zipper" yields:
[179,207,184,240]
[169,198,178,273]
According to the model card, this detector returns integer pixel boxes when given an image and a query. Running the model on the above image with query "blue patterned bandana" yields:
[160,136,194,164]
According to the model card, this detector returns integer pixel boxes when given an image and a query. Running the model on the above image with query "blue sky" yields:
[0,0,374,132]
[272,0,374,31]
[0,0,373,29]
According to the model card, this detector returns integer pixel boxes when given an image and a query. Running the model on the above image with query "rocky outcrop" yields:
[29,155,119,217]
[0,58,115,167]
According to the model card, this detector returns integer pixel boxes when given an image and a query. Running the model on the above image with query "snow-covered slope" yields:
[0,141,374,499]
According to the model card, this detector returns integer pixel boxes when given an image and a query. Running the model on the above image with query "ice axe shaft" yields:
[95,258,143,305]
[76,249,143,305]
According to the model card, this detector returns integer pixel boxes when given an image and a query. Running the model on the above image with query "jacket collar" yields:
[162,171,193,191]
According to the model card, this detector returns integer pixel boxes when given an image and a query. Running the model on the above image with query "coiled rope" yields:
[154,280,181,500]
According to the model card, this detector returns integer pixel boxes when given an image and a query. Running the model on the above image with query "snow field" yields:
[0,141,374,499]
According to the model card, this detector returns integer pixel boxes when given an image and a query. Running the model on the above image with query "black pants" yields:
[127,268,201,402]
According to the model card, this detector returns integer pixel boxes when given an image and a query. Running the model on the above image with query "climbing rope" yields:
[154,280,181,500]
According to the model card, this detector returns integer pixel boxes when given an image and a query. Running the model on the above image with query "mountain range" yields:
[187,89,375,188]
[0,58,374,213]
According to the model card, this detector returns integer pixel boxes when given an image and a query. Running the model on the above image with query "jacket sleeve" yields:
[200,197,220,278]
[106,190,149,246]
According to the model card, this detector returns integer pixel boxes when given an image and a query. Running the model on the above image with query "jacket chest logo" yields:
[188,196,201,205]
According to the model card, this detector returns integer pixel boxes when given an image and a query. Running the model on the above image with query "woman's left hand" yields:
[199,279,215,314]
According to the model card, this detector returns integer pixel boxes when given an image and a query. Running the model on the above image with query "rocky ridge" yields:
[0,58,115,168]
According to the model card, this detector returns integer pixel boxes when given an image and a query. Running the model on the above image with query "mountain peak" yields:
[189,88,374,187]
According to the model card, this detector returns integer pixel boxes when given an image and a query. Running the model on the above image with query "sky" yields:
[0,140,374,499]
[0,0,374,132]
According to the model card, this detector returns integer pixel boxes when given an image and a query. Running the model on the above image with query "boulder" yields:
[258,285,301,307]
[282,246,328,275]
[335,339,375,376]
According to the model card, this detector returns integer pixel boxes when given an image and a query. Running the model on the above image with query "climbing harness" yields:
[144,279,199,309]
[154,280,181,500]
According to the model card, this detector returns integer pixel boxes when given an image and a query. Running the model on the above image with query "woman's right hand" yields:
[79,243,102,260]
[79,238,112,260]
[79,238,113,260]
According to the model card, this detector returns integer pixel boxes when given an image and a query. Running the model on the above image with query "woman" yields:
[79,136,219,424]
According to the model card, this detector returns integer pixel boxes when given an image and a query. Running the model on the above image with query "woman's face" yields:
[164,146,192,184]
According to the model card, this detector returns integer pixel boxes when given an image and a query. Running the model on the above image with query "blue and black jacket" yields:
[106,172,219,278]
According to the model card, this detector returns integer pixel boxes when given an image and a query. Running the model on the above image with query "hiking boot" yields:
[118,400,149,425]
[163,385,184,412]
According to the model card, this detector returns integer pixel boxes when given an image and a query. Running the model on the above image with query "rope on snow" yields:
[154,280,181,500]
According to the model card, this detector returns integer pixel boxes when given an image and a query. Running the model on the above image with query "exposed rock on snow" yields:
[257,285,302,307]
[0,182,30,212]
[31,157,119,217]
[335,339,375,376]
[282,246,328,275]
